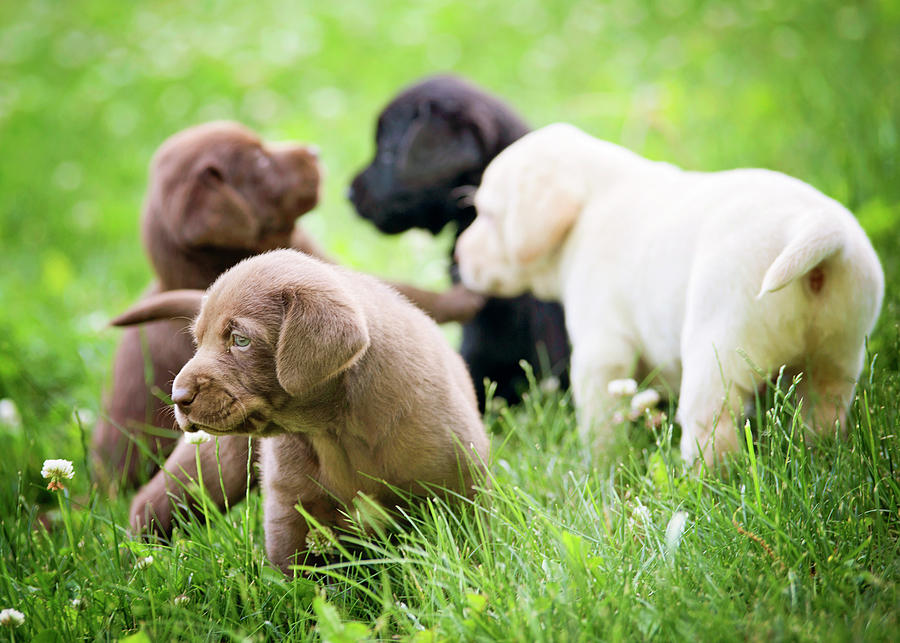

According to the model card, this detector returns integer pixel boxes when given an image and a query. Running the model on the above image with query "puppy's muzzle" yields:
[171,385,199,432]
[171,386,196,414]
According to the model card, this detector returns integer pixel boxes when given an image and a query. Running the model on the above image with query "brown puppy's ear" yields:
[110,289,205,326]
[275,286,370,396]
[503,161,584,265]
[176,164,258,248]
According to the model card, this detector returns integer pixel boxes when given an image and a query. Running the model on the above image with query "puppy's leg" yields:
[94,321,193,489]
[260,435,341,575]
[130,435,256,535]
[796,347,865,439]
[676,351,751,466]
[570,337,638,450]
[388,282,486,324]
[264,491,341,575]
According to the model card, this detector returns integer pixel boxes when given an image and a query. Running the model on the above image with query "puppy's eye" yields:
[231,333,251,349]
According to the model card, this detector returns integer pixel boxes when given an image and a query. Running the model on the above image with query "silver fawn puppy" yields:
[130,249,489,574]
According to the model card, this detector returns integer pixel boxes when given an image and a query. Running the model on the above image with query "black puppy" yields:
[349,75,570,408]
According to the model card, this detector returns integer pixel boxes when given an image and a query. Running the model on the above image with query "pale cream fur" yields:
[457,123,884,465]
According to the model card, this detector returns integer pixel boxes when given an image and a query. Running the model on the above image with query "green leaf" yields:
[32,631,64,643]
[117,631,152,643]
[466,592,487,614]
[408,629,436,643]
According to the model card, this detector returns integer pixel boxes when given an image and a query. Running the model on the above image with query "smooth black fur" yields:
[349,75,570,408]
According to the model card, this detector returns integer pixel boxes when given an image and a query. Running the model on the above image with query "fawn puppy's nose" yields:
[171,386,196,410]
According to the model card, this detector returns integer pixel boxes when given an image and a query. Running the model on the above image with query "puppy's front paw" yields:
[435,284,486,324]
[129,486,173,538]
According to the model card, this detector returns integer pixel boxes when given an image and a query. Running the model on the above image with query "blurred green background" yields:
[1,0,898,487]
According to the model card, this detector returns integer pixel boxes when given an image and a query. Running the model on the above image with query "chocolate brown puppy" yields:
[130,250,489,574]
[93,121,321,490]
[97,121,478,497]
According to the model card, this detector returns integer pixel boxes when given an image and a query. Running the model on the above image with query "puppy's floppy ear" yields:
[503,161,584,265]
[173,164,258,248]
[275,284,370,396]
[396,104,482,183]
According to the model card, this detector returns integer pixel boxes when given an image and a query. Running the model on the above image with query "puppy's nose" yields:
[171,386,197,410]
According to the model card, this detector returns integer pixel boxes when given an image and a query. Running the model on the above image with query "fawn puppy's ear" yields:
[173,162,258,248]
[275,284,370,396]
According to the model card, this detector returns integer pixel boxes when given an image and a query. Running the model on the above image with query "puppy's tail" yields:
[757,214,845,298]
[110,289,205,326]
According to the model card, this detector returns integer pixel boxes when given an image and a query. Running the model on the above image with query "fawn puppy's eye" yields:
[231,332,251,349]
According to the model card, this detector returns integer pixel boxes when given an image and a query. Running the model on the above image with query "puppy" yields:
[457,123,884,465]
[93,121,321,489]
[96,121,474,496]
[129,249,489,574]
[349,75,570,408]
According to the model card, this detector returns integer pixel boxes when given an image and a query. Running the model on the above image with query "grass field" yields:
[1,0,898,640]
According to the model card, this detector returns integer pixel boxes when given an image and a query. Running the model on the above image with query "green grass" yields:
[1,0,899,640]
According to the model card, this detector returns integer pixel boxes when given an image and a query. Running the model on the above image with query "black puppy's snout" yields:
[172,386,197,410]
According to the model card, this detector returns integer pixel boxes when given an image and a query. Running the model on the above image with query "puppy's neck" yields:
[142,206,259,290]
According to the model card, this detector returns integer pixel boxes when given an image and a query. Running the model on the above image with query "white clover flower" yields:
[607,379,638,397]
[173,595,190,606]
[632,503,652,525]
[630,388,661,415]
[665,511,689,553]
[41,459,75,491]
[0,608,24,628]
[539,376,560,394]
[305,525,337,556]
[183,430,212,445]
[0,399,22,429]
[41,459,75,480]
[71,598,84,610]
[134,555,154,570]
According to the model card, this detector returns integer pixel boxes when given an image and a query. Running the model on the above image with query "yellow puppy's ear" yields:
[275,285,370,397]
[503,160,584,265]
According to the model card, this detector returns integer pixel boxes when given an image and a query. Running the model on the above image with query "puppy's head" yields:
[146,121,320,257]
[456,124,588,298]
[171,250,369,436]
[348,75,529,235]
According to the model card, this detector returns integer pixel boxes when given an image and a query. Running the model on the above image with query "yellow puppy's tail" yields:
[757,215,845,298]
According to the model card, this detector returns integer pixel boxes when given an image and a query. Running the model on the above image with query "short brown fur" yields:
[93,121,321,489]
[96,121,483,501]
[130,250,489,574]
